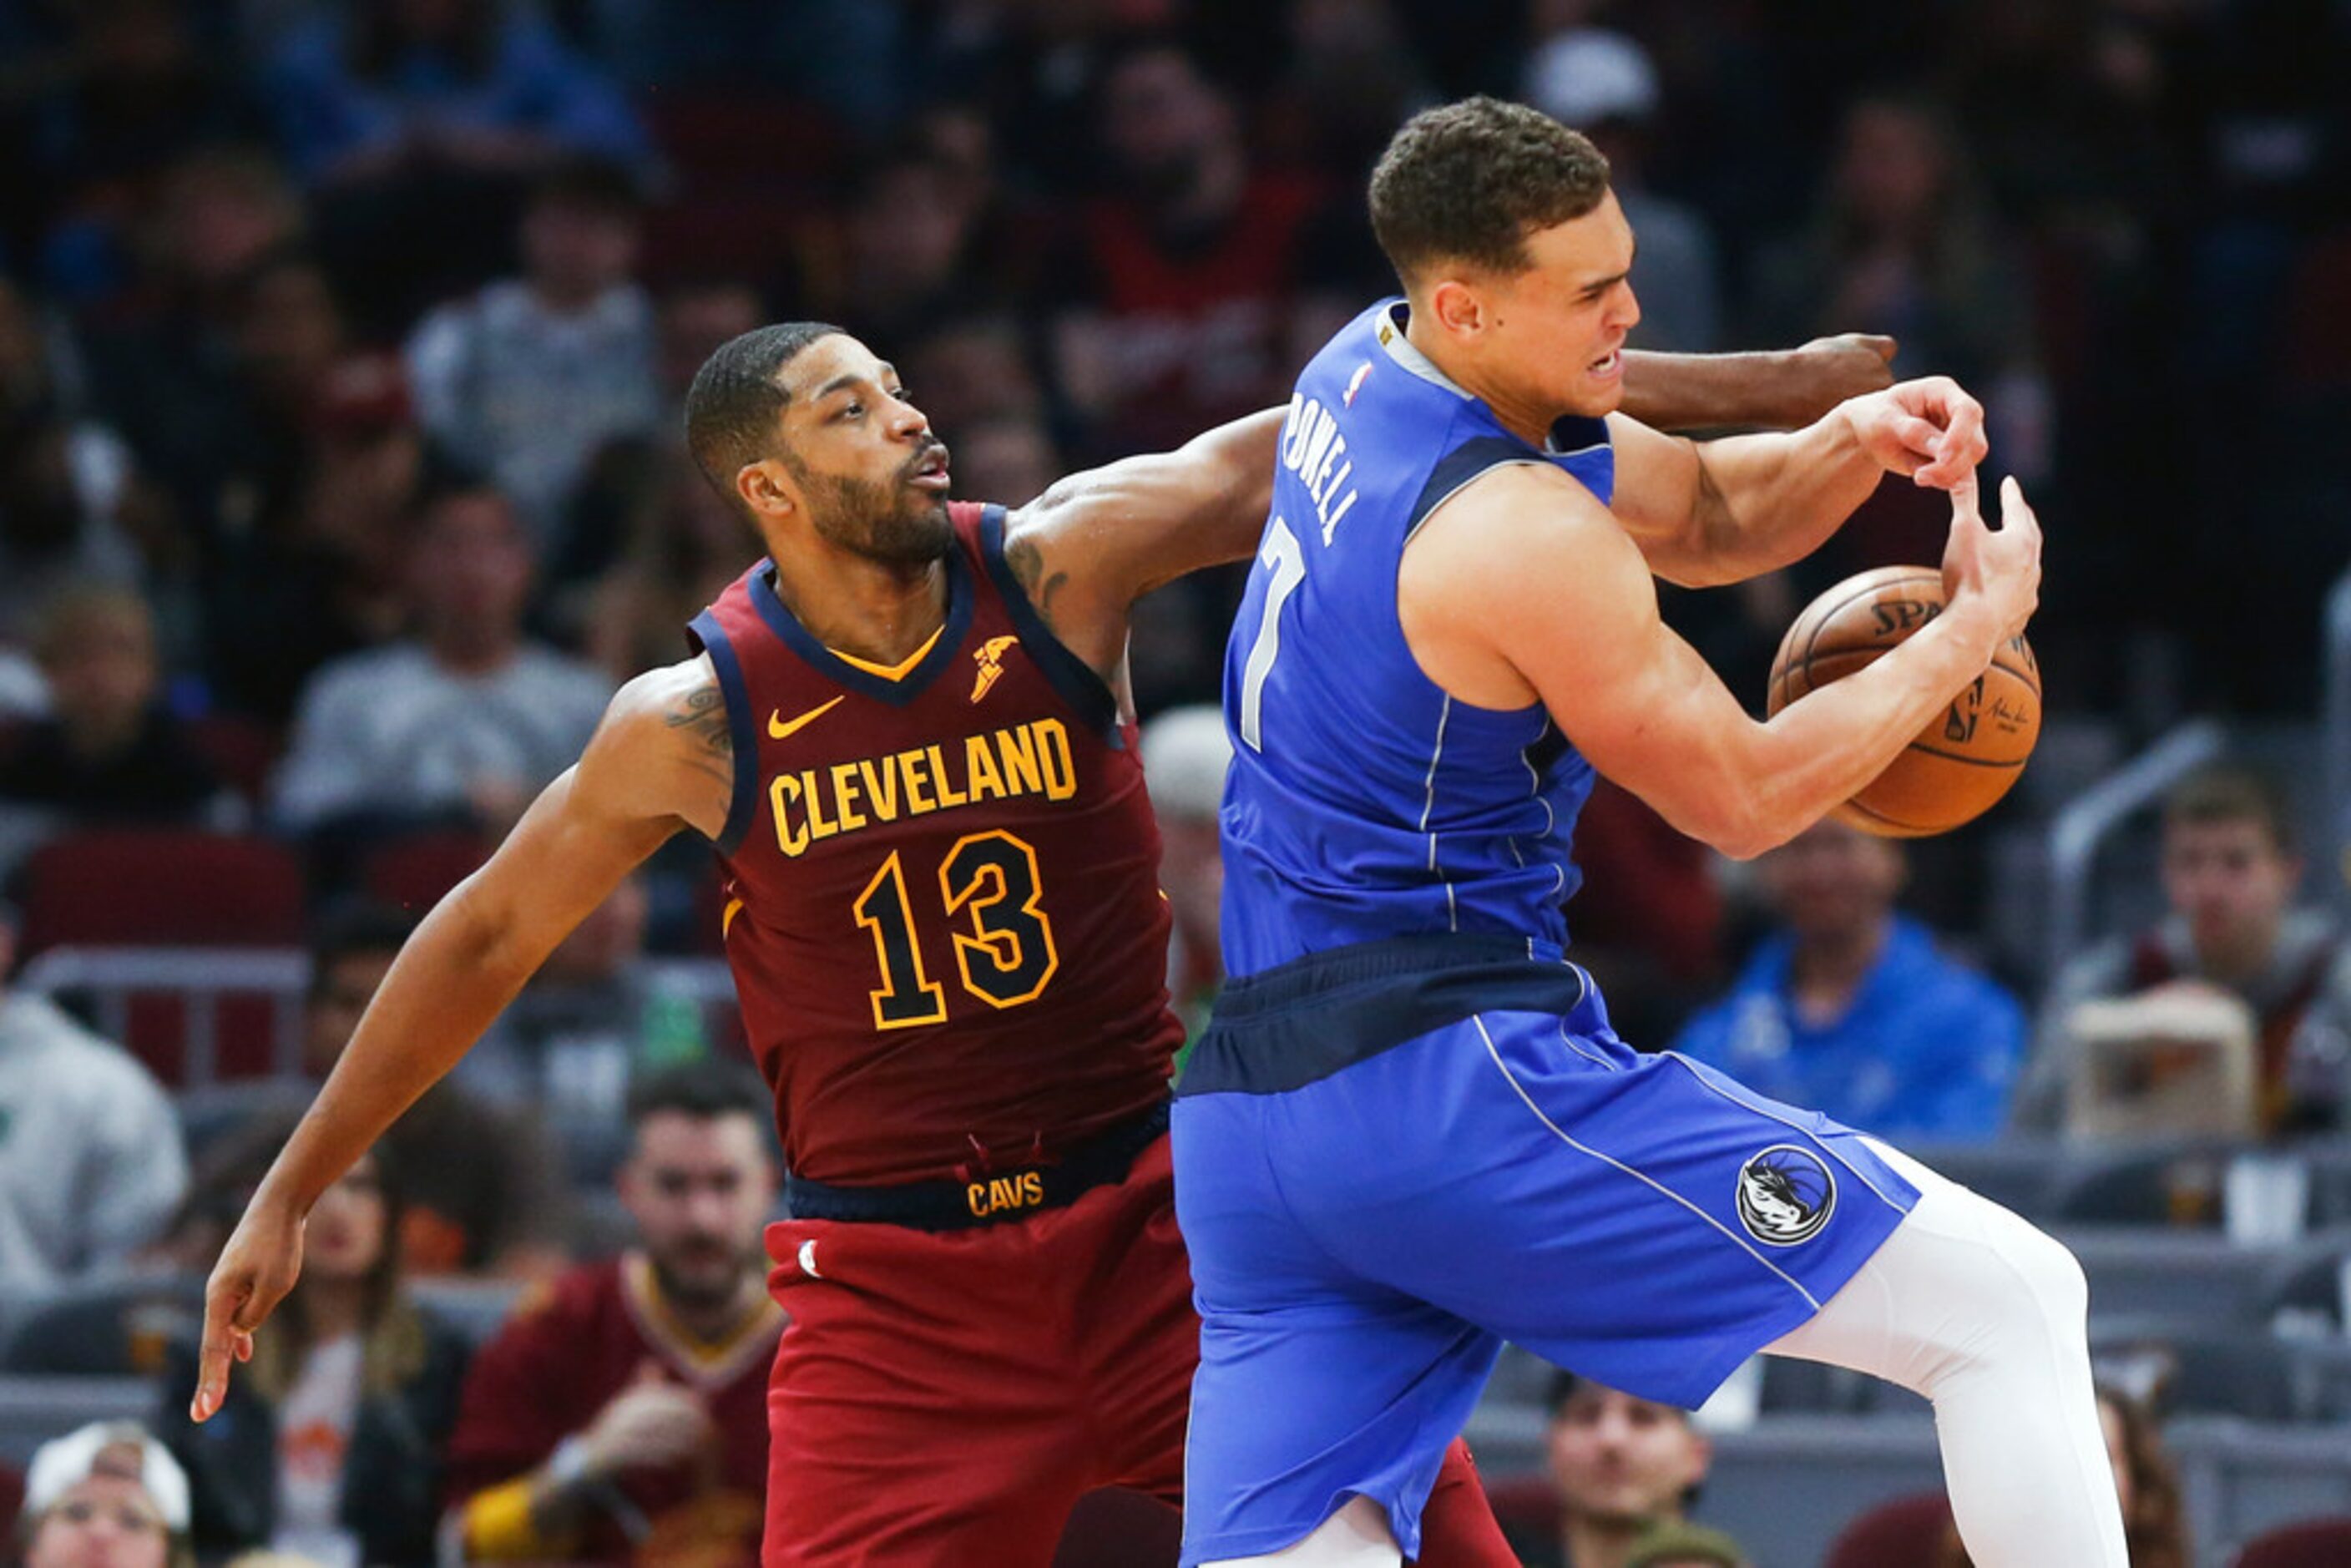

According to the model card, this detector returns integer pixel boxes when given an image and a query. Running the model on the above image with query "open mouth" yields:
[907,446,952,492]
[1587,346,1624,377]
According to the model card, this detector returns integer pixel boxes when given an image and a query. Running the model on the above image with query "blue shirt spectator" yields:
[263,3,650,188]
[1668,822,2025,1141]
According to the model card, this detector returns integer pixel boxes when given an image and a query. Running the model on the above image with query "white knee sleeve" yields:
[1765,1144,2126,1568]
[1203,1496,1403,1568]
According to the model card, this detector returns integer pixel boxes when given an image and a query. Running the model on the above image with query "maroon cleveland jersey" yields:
[687,503,1182,1188]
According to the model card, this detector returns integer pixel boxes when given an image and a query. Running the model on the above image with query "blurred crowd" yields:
[0,0,2347,1564]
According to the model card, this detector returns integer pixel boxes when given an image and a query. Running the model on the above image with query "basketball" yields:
[1766,565,2040,837]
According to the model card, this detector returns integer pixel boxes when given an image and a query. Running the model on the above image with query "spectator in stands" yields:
[158,1146,471,1568]
[300,901,570,1278]
[71,153,308,555]
[2018,766,2351,1135]
[442,1062,782,1567]
[261,0,650,190]
[1050,39,1327,455]
[19,1421,192,1568]
[0,895,186,1288]
[577,456,746,685]
[1504,1372,1730,1568]
[205,350,427,725]
[1623,1523,1747,1568]
[468,876,664,1156]
[820,148,988,348]
[655,280,766,415]
[405,157,660,555]
[270,483,611,837]
[260,0,651,328]
[1139,706,1230,1047]
[0,584,236,831]
[1671,818,2026,1142]
[0,407,146,652]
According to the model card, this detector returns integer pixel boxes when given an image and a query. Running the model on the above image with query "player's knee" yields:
[2000,1211,2089,1332]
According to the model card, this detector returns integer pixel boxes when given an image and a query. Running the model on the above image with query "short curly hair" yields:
[683,321,844,505]
[1368,96,1612,286]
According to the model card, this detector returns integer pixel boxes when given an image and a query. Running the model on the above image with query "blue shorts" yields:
[1170,935,1917,1565]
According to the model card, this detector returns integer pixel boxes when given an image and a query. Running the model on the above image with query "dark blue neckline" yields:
[746,542,973,706]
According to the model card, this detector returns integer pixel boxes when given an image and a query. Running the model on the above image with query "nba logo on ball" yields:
[1736,1146,1837,1246]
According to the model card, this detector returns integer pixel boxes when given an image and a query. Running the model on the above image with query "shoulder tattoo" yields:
[663,678,734,784]
[1004,531,1071,636]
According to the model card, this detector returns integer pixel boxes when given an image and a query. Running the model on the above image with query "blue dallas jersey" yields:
[1218,298,1615,977]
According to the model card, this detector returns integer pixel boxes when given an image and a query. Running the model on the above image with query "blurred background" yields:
[0,1,2345,1565]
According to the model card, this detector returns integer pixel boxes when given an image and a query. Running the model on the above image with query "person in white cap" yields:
[19,1421,191,1568]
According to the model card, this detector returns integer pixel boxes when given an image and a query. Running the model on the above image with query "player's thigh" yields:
[761,1219,1084,1568]
[1176,1090,1501,1564]
[1282,1012,1920,1410]
[1071,1154,1199,1500]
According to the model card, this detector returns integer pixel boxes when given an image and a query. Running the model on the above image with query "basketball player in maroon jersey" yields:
[192,321,1894,1565]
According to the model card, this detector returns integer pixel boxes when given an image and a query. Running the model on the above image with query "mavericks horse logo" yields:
[1735,1145,1836,1246]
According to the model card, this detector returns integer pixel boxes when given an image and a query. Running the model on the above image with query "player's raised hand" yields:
[1843,375,1989,491]
[1940,473,2042,649]
[191,1197,306,1423]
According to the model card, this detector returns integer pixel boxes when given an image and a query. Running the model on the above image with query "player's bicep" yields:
[443,675,709,966]
[1467,498,1761,845]
[1014,407,1285,604]
[1600,412,1717,584]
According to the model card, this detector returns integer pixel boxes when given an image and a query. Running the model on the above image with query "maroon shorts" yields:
[761,1135,1515,1567]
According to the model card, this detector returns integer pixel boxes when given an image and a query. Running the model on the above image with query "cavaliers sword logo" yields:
[971,635,1019,702]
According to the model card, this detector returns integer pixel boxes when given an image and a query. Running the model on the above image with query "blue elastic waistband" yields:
[1178,933,1592,1097]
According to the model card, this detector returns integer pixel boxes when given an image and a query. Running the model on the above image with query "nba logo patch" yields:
[1735,1145,1836,1247]
[1342,362,1373,407]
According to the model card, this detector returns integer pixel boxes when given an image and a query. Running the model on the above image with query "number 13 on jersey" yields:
[1238,517,1305,751]
[852,831,1060,1031]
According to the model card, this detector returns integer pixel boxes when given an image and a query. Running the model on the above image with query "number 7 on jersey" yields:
[1237,518,1305,751]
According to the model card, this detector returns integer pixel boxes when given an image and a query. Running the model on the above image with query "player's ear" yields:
[1423,276,1489,341]
[737,458,798,524]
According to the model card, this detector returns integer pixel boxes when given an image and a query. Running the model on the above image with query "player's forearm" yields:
[1619,349,1818,433]
[1675,410,1884,584]
[1713,604,2002,857]
[251,882,545,1217]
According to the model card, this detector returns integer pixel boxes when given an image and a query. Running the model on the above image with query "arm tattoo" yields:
[1004,533,1072,636]
[664,680,735,785]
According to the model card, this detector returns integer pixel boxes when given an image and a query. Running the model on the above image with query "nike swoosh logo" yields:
[768,695,846,741]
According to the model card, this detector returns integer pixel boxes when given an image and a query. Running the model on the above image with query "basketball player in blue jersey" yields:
[1174,99,2125,1568]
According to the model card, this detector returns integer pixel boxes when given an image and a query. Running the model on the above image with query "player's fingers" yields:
[192,1286,245,1421]
[1857,333,1898,364]
[1949,471,1981,522]
[1882,412,1939,474]
[2000,474,2043,544]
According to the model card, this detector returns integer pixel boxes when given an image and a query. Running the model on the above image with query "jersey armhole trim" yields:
[686,610,760,857]
[1403,435,1548,544]
[977,503,1124,746]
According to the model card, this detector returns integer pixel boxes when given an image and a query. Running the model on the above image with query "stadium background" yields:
[0,0,2346,1564]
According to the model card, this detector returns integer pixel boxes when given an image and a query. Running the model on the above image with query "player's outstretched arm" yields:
[995,337,1895,669]
[1607,375,1987,588]
[1619,333,1897,432]
[1402,466,2039,859]
[191,660,731,1423]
